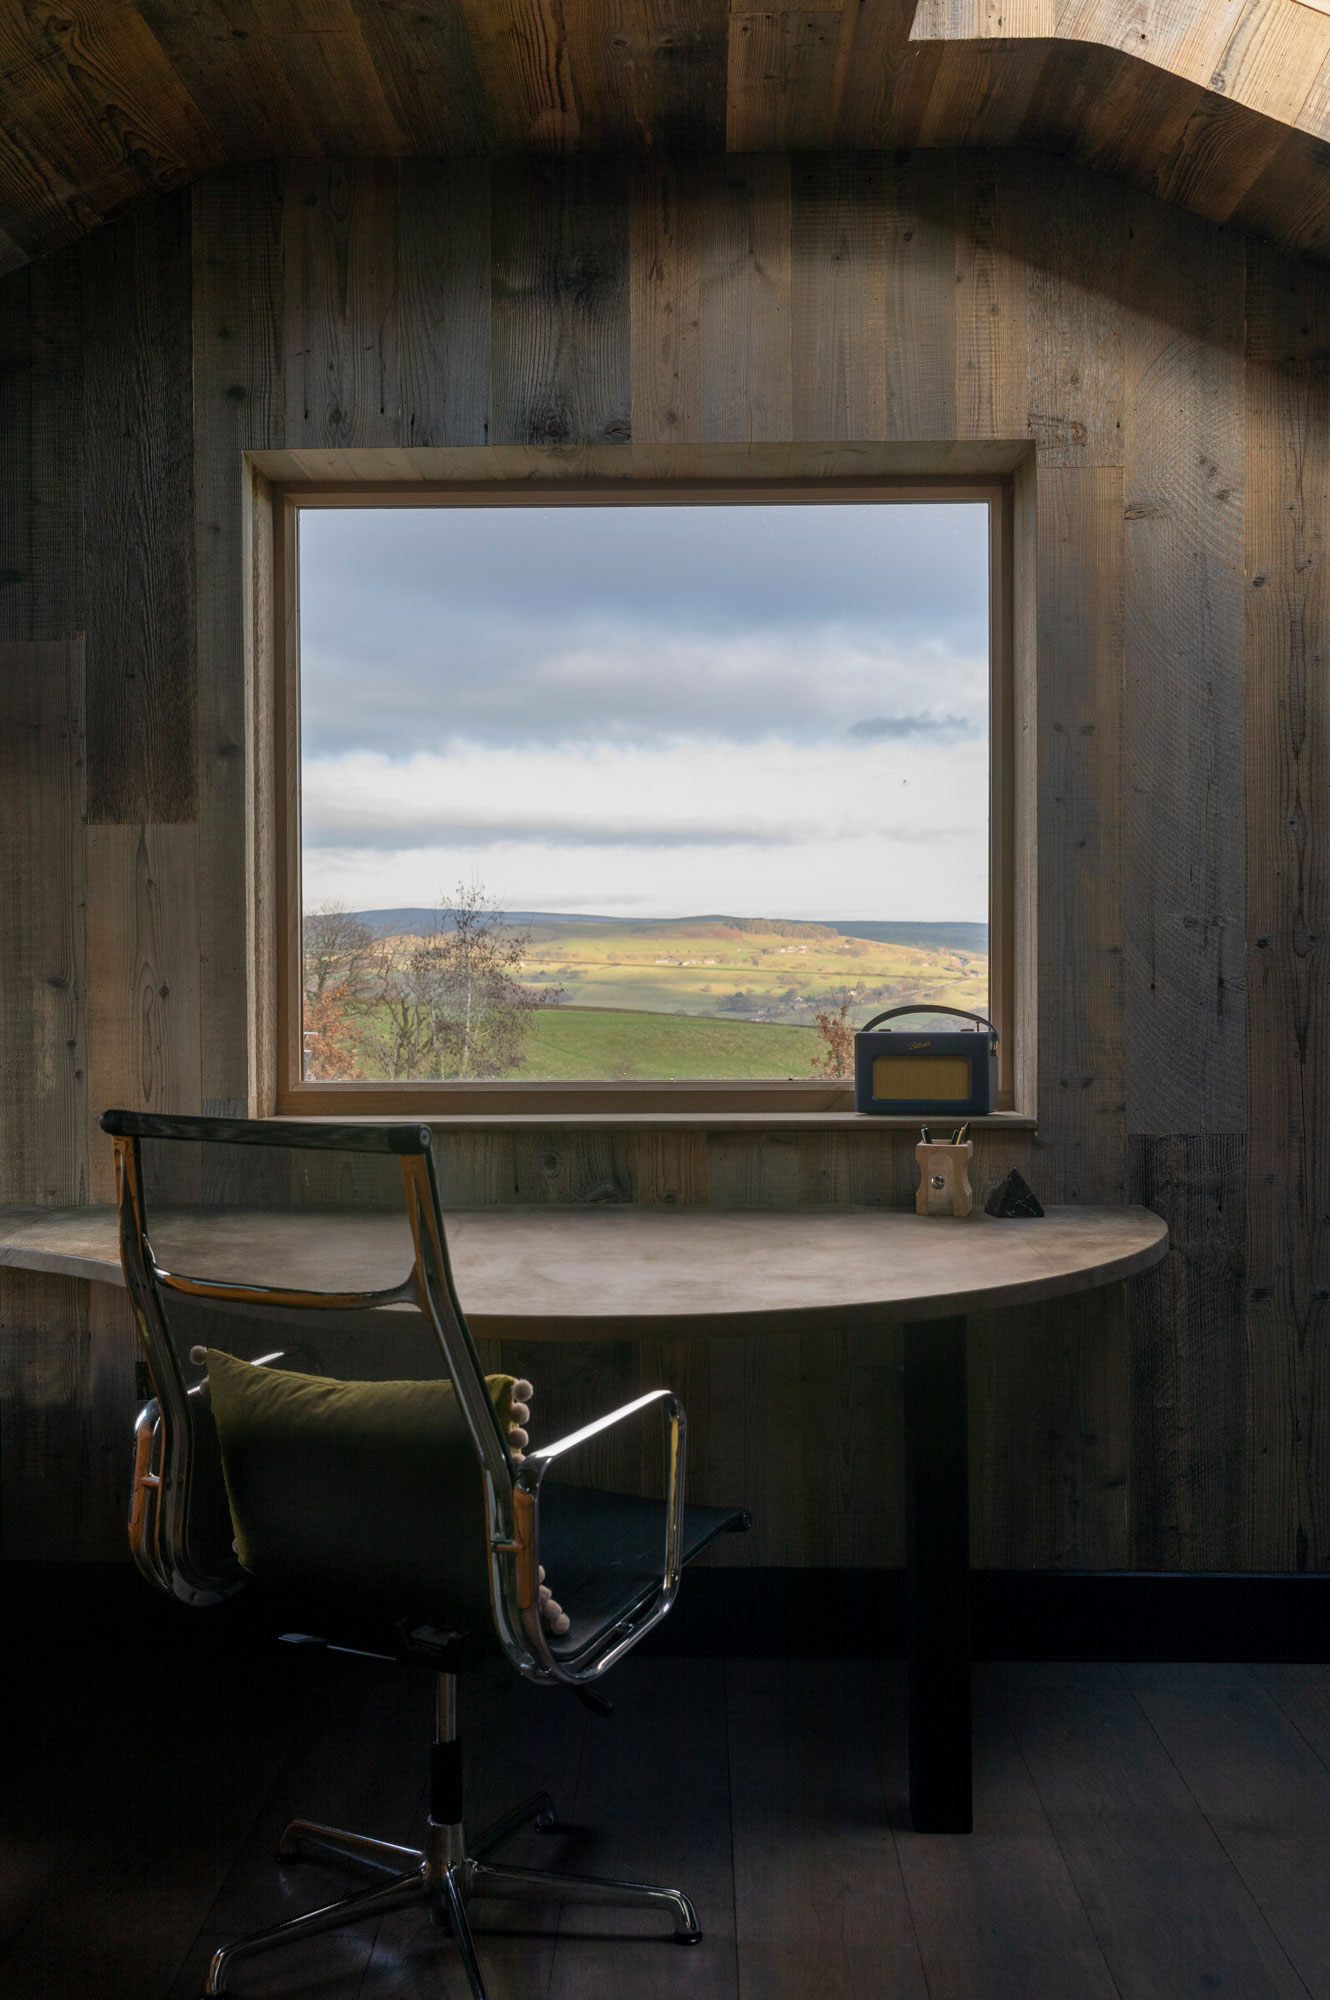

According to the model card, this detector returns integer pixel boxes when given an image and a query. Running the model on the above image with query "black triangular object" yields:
[984,1168,1044,1218]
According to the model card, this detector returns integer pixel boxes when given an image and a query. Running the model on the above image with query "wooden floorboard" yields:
[545,1658,736,2000]
[991,1661,1315,1999]
[1125,1663,1330,2000]
[727,1659,926,2000]
[886,1671,1122,2000]
[1256,1663,1330,1771]
[1,1636,305,2000]
[9,1655,1330,1998]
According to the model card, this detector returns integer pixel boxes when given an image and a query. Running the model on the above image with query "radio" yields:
[853,1004,998,1117]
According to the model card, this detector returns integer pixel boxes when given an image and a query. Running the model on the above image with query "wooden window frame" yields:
[266,472,1023,1119]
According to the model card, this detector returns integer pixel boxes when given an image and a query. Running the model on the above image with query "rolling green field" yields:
[515,1006,825,1079]
[312,912,989,1081]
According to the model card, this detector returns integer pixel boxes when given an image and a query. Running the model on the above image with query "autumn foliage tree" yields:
[808,990,857,1079]
[301,903,376,1080]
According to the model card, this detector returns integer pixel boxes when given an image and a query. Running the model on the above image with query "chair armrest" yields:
[504,1388,686,1685]
[518,1388,677,1474]
[129,1399,168,1591]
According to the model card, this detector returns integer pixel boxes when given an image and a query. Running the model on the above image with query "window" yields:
[274,479,1014,1116]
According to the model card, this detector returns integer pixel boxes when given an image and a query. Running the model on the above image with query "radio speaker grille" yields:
[871,1054,971,1101]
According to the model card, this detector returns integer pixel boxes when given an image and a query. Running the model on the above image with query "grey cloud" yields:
[848,714,976,741]
[302,813,813,852]
[298,502,990,758]
[304,814,970,855]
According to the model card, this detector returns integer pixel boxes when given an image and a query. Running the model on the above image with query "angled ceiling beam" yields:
[910,0,1330,142]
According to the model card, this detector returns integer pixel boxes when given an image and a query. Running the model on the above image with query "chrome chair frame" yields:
[104,1111,706,1998]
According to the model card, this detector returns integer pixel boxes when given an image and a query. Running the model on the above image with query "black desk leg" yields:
[903,1314,972,1834]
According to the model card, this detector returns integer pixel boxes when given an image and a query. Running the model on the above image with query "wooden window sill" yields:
[279,1110,1038,1133]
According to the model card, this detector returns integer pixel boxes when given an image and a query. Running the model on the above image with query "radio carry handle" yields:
[857,1004,998,1041]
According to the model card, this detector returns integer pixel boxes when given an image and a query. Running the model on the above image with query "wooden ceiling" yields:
[2,0,1328,272]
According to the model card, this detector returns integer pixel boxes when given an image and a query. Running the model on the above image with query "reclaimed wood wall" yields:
[1,151,1325,1574]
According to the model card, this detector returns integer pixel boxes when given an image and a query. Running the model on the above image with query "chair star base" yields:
[204,1782,701,1997]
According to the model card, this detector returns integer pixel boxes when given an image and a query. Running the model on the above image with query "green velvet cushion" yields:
[206,1348,519,1630]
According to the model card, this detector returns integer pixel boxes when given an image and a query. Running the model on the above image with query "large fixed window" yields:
[275,480,1014,1115]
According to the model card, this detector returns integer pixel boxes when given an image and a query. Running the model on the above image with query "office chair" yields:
[105,1110,749,1998]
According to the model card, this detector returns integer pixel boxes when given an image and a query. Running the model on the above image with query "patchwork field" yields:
[393,913,987,1025]
[324,911,989,1081]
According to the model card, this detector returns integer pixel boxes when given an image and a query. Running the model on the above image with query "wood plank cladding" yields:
[83,193,197,825]
[5,0,1330,271]
[0,642,86,1208]
[2,149,1328,1580]
[1243,243,1330,1573]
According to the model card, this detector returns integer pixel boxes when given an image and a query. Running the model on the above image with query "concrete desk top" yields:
[0,1202,1168,1339]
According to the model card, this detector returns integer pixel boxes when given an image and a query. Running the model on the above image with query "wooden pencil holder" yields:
[915,1141,974,1218]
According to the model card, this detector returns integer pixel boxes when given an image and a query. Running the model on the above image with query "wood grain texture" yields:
[1023,151,1125,466]
[84,826,202,1203]
[281,159,402,450]
[1034,465,1127,1205]
[789,153,887,440]
[970,1288,1131,1569]
[1128,1135,1247,1569]
[490,155,632,445]
[700,154,792,440]
[0,0,221,263]
[953,150,1029,442]
[396,158,492,447]
[728,1660,926,1994]
[5,0,1330,272]
[0,643,86,1209]
[1243,243,1330,1572]
[457,0,586,149]
[136,0,323,160]
[192,165,285,1116]
[726,8,850,152]
[886,1672,1123,2000]
[543,1660,736,1998]
[83,193,197,824]
[346,0,496,153]
[0,247,84,644]
[631,154,704,445]
[1123,196,1247,1136]
[1124,1658,1330,1989]
[262,0,406,157]
[883,150,956,440]
[1235,125,1330,266]
[993,1661,1314,2000]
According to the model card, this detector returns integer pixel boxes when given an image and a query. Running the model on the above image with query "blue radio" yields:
[854,1004,998,1117]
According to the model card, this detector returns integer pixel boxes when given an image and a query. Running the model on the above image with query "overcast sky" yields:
[299,501,990,922]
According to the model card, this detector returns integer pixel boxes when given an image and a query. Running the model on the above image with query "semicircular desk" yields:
[0,1199,1168,1835]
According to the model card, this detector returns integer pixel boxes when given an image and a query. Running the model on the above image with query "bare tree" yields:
[302,902,377,1002]
[373,883,563,1081]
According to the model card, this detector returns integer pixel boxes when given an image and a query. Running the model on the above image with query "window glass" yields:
[297,501,990,1084]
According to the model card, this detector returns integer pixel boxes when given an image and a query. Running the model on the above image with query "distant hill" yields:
[350,908,988,953]
[824,920,988,954]
[349,907,639,936]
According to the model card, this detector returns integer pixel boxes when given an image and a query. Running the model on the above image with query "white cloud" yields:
[303,734,990,920]
[297,500,992,922]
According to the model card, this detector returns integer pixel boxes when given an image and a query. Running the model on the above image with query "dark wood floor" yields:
[5,1636,1330,1998]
